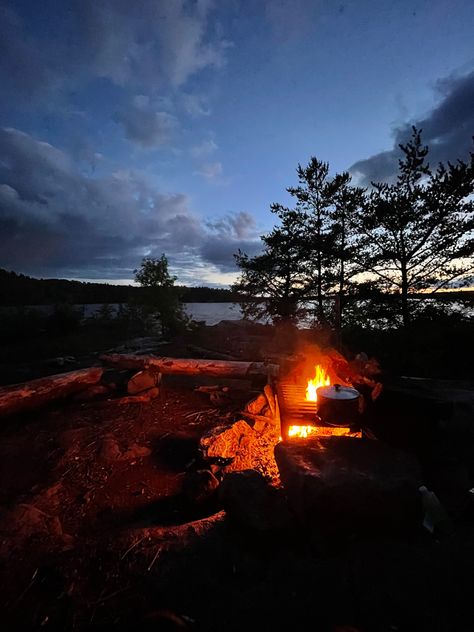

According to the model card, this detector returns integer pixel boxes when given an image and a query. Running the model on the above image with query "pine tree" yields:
[287,158,336,323]
[354,128,474,326]
[233,205,311,323]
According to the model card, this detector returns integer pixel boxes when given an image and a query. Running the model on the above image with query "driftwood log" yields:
[0,367,103,417]
[100,354,280,379]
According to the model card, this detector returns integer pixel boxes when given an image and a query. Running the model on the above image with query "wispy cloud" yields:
[182,93,212,117]
[195,161,223,180]
[190,139,218,157]
[117,96,178,147]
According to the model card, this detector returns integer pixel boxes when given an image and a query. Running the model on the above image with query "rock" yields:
[98,435,151,461]
[209,390,232,407]
[200,420,280,481]
[220,470,293,531]
[121,443,152,460]
[245,393,267,415]
[127,369,161,395]
[143,386,160,400]
[99,434,122,461]
[182,469,220,504]
[275,437,422,537]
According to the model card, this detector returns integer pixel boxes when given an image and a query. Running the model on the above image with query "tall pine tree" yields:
[353,127,474,326]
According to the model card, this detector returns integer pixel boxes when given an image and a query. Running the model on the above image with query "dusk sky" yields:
[1,0,473,286]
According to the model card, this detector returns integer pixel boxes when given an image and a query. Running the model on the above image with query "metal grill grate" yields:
[276,377,362,439]
[277,379,318,424]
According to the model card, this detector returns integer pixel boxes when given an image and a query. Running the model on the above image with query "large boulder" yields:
[219,470,293,531]
[275,437,422,538]
[182,469,220,504]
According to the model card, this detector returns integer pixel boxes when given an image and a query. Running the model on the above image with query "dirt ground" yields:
[1,325,474,631]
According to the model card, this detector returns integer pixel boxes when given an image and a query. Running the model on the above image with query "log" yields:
[100,354,280,379]
[0,367,103,417]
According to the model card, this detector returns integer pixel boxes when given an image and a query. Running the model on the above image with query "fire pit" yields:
[276,364,362,440]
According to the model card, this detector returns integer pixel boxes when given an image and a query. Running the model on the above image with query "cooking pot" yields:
[316,383,360,426]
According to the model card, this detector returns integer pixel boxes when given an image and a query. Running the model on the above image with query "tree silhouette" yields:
[286,158,336,323]
[233,205,311,323]
[234,160,365,326]
[353,127,474,326]
[134,255,188,336]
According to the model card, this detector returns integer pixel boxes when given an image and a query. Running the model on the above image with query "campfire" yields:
[277,363,363,440]
[305,364,330,402]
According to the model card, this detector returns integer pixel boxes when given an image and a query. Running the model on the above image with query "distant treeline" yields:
[0,269,240,305]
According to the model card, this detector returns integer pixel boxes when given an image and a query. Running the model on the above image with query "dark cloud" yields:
[206,212,256,239]
[0,128,259,281]
[0,6,57,101]
[350,71,474,185]
[117,96,178,147]
[201,212,261,272]
[0,1,230,106]
[200,237,261,272]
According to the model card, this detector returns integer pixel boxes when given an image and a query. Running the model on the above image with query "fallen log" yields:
[0,367,103,417]
[100,354,279,379]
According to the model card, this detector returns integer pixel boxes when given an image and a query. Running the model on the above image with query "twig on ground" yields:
[184,410,210,419]
[91,586,129,606]
[12,568,38,608]
[147,545,162,572]
[120,535,147,561]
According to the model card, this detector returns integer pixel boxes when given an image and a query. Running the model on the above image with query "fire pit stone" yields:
[219,469,294,531]
[275,436,422,538]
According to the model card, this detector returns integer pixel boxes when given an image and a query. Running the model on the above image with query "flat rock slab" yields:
[219,470,293,531]
[275,437,422,537]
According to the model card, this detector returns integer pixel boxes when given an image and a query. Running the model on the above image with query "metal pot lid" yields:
[317,383,360,401]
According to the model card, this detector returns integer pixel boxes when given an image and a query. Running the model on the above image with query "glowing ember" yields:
[305,364,331,402]
[288,425,317,438]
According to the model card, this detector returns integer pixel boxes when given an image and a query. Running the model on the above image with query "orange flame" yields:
[287,425,361,439]
[305,364,330,402]
[288,425,318,438]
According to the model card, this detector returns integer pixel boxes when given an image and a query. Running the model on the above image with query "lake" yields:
[2,298,471,327]
[0,302,245,326]
[184,302,243,325]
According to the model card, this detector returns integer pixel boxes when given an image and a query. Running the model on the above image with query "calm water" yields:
[0,302,244,326]
[184,302,242,325]
[3,299,471,327]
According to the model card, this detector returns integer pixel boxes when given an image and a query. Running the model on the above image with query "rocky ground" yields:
[1,322,474,631]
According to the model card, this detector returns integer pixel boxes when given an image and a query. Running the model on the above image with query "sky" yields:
[0,0,473,287]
